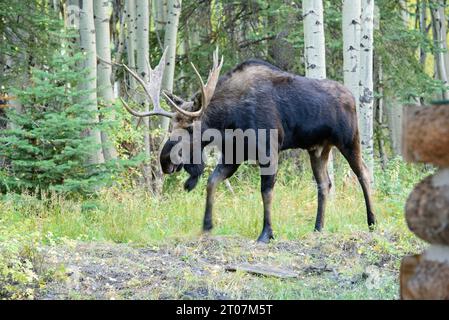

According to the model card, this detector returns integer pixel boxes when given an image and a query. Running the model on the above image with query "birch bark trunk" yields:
[359,0,375,183]
[343,0,362,115]
[125,0,137,95]
[420,0,428,68]
[135,0,153,190]
[94,0,118,161]
[113,5,126,99]
[154,0,168,31]
[79,0,105,165]
[430,1,449,99]
[160,0,181,131]
[303,0,327,79]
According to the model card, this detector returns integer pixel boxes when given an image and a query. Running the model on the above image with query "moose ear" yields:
[190,91,202,112]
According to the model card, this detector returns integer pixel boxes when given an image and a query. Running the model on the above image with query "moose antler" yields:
[97,48,175,118]
[164,47,224,118]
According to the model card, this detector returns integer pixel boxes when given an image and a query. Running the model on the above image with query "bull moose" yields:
[118,49,376,243]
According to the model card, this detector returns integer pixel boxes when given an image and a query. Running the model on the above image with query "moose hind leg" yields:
[257,174,276,243]
[203,164,240,232]
[339,144,376,229]
[309,146,332,232]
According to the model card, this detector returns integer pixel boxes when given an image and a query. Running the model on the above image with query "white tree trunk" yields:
[359,0,375,182]
[154,0,168,31]
[303,0,334,192]
[439,5,449,79]
[303,0,326,79]
[343,0,361,114]
[161,0,182,131]
[419,0,428,68]
[113,8,126,99]
[94,0,118,161]
[79,0,105,165]
[162,0,182,92]
[65,0,80,32]
[125,0,137,94]
[431,1,449,99]
[135,0,153,188]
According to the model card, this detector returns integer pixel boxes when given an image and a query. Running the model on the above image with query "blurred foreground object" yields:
[401,102,449,300]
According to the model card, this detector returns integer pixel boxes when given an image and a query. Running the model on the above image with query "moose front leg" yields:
[203,164,240,232]
[257,174,276,243]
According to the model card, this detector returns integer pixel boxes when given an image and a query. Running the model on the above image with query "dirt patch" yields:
[34,232,422,300]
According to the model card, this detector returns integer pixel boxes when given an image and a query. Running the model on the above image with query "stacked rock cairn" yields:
[400,102,449,299]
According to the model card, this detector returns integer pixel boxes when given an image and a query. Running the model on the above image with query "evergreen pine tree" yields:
[0,47,125,194]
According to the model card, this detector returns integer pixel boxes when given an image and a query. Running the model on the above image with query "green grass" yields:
[0,174,408,245]
[0,161,421,245]
[0,157,431,299]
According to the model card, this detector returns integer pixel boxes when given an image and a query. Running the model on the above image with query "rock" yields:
[405,171,449,245]
[402,104,449,167]
[401,246,449,300]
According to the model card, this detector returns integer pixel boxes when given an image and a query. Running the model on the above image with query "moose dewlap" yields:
[405,171,449,245]
[403,104,449,167]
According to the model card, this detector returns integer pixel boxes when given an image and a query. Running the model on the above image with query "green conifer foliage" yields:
[0,49,120,194]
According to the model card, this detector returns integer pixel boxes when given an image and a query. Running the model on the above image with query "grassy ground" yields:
[0,157,430,300]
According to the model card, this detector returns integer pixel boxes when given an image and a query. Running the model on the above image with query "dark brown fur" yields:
[160,59,376,243]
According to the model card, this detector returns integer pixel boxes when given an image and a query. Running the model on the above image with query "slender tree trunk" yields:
[343,0,362,115]
[154,0,168,31]
[94,0,118,161]
[303,0,335,193]
[160,0,181,132]
[420,0,428,65]
[125,0,137,95]
[419,0,428,105]
[303,0,327,79]
[113,4,126,99]
[152,0,168,51]
[385,98,403,156]
[162,0,182,94]
[430,0,449,99]
[79,0,105,165]
[373,3,387,168]
[376,56,388,169]
[65,0,80,36]
[144,0,182,193]
[135,0,153,191]
[359,0,375,183]
[439,3,449,79]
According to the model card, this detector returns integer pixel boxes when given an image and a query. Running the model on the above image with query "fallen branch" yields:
[225,264,298,279]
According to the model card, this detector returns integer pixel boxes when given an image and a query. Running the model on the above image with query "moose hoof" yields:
[257,231,274,244]
[203,223,213,233]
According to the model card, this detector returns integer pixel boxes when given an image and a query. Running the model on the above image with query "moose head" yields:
[110,48,224,189]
